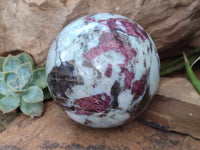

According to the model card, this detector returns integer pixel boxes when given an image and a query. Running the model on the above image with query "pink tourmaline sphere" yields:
[46,13,160,128]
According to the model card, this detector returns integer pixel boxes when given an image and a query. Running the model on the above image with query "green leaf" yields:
[43,87,52,99]
[3,55,21,72]
[8,77,28,91]
[0,93,5,99]
[0,95,20,113]
[0,72,8,95]
[183,53,200,94]
[22,86,44,103]
[3,72,18,85]
[8,89,26,97]
[0,72,3,80]
[30,67,47,89]
[17,62,33,82]
[17,53,34,69]
[0,80,8,95]
[20,98,44,117]
[0,57,5,71]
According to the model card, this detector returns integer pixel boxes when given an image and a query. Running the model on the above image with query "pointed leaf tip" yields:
[183,52,188,63]
[17,53,35,69]
[22,86,44,103]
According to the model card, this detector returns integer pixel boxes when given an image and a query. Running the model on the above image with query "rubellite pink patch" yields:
[46,13,160,128]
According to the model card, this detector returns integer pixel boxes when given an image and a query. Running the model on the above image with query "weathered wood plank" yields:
[0,101,200,150]
[140,94,200,139]
[0,111,19,133]
[140,77,200,139]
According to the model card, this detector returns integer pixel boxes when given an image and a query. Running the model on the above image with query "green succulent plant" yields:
[0,53,50,117]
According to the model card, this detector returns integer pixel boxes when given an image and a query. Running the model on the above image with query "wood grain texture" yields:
[140,94,200,139]
[0,101,200,150]
[0,111,18,133]
[139,77,200,139]
[158,77,200,106]
[1,77,200,149]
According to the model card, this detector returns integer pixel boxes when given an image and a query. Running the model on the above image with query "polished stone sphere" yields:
[46,13,160,128]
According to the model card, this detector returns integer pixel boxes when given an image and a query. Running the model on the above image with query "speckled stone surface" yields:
[46,13,160,128]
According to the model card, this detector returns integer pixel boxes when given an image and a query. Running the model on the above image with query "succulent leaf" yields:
[18,76,29,89]
[0,53,47,117]
[3,55,21,72]
[0,93,4,99]
[22,86,44,103]
[7,77,28,91]
[0,95,20,113]
[0,72,2,79]
[7,80,21,91]
[0,57,5,71]
[0,80,8,95]
[30,67,47,89]
[20,98,44,117]
[17,53,34,68]
[43,87,51,99]
[8,89,26,97]
[3,72,18,86]
[17,62,33,82]
[4,72,18,82]
[0,72,8,95]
